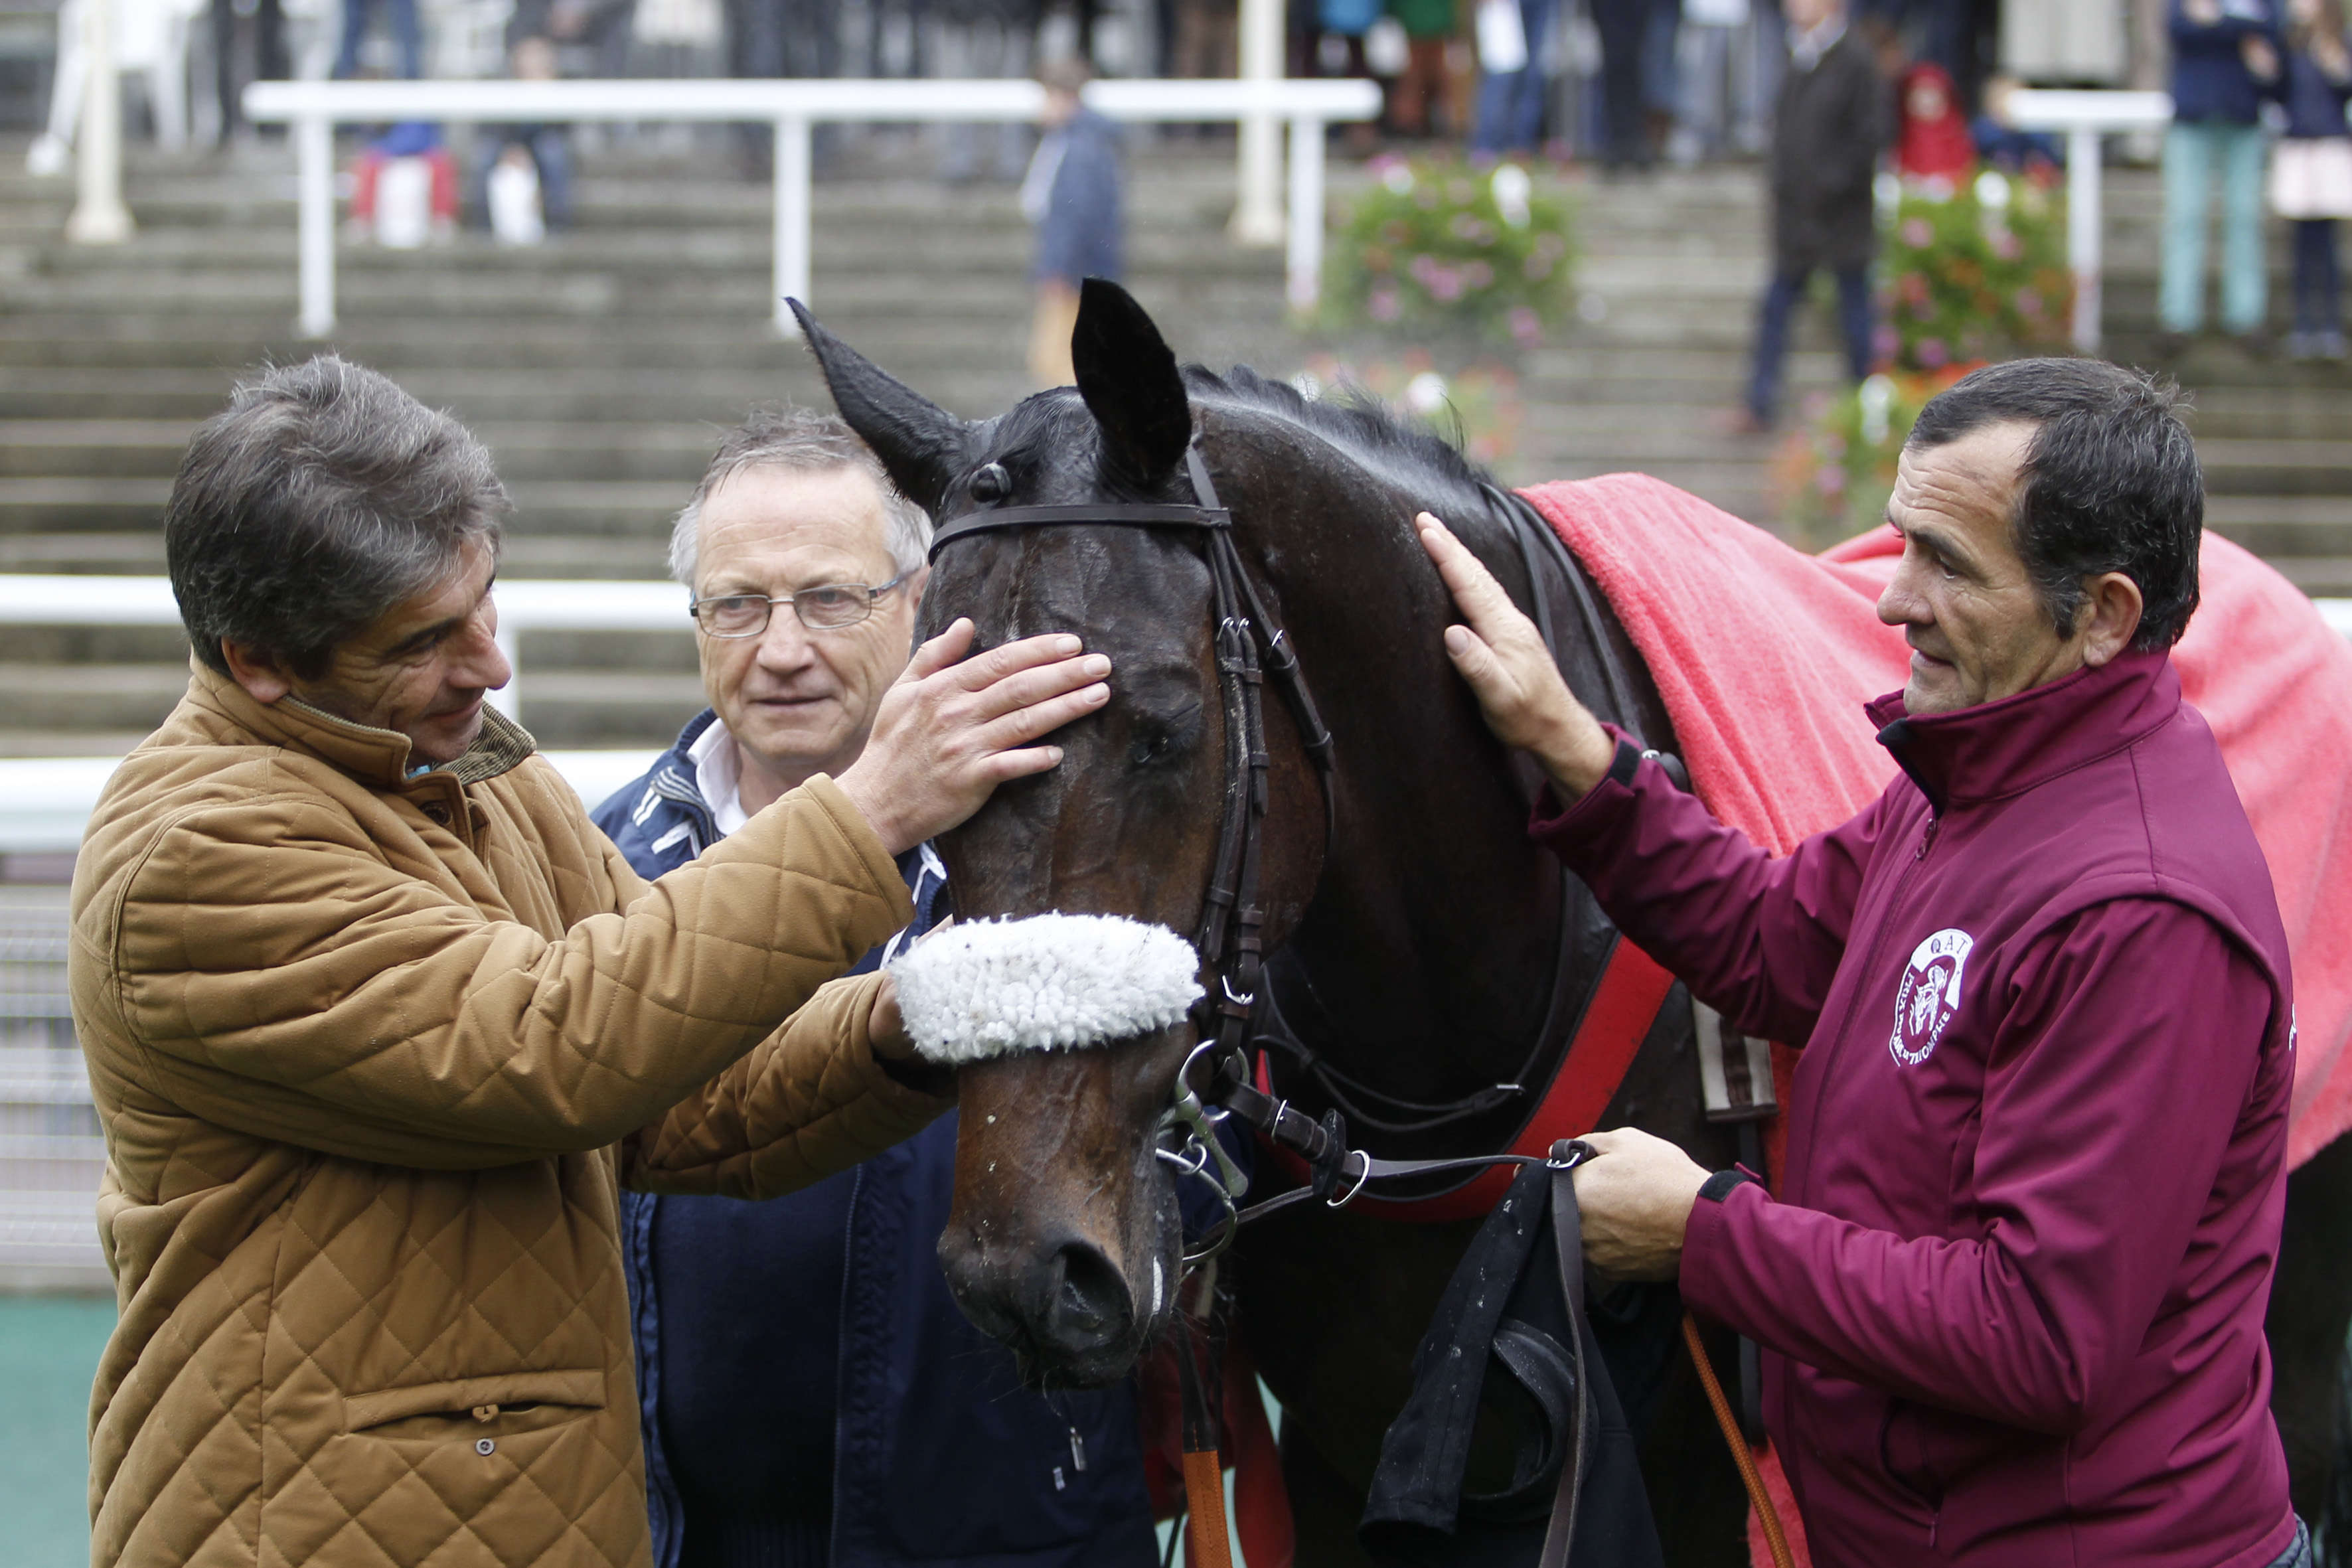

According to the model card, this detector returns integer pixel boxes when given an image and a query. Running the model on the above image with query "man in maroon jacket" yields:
[1419,358,2307,1567]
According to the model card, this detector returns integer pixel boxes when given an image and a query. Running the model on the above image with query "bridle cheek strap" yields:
[923,437,1337,1260]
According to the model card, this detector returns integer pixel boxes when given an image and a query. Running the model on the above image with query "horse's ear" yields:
[790,298,969,515]
[1072,279,1192,484]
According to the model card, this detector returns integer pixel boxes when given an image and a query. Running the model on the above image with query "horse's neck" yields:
[1267,484,1668,1152]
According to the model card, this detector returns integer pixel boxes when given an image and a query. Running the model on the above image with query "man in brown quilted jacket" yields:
[66,356,1112,1568]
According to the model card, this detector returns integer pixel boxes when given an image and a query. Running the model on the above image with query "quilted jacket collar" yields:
[183,657,537,789]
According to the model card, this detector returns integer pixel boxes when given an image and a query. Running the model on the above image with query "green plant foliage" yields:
[1322,156,1578,347]
[1882,167,2073,372]
[1770,365,1975,547]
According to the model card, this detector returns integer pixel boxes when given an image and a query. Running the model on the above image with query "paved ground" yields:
[0,1295,113,1567]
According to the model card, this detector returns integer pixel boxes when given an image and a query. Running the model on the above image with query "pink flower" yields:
[1816,465,1847,495]
[1369,285,1401,322]
[2015,288,2042,317]
[1462,259,1494,288]
[1901,218,1934,249]
[1509,305,1543,345]
[1990,230,2022,261]
[1427,267,1464,303]
[1917,337,1949,368]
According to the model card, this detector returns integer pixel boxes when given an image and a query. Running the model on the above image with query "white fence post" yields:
[773,114,812,336]
[2066,124,2103,355]
[64,0,134,244]
[1285,114,1324,313]
[2004,90,2174,360]
[1231,1,1287,246]
[296,113,336,338]
[489,623,521,723]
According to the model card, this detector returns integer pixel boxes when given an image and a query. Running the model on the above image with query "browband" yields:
[929,502,1230,560]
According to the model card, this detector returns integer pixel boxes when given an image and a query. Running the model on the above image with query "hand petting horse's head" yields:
[795,283,1326,1386]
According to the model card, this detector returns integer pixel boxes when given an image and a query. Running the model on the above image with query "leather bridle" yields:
[928,441,1590,1266]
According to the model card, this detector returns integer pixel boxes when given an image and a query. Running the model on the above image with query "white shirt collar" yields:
[687,716,751,838]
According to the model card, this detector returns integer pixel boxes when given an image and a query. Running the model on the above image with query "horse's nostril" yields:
[1049,1243,1132,1350]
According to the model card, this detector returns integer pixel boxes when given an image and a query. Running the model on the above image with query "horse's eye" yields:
[1128,730,1170,769]
[969,463,1011,503]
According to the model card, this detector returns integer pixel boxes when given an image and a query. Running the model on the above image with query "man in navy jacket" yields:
[595,408,1157,1568]
[1420,358,2308,1565]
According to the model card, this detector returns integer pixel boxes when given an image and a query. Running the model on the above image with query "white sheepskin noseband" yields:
[890,914,1204,1066]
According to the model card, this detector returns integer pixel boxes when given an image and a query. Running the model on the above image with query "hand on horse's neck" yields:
[1272,500,1582,1130]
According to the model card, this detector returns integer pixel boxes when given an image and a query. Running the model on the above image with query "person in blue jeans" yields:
[333,0,422,77]
[2161,0,2284,351]
[2270,0,2352,358]
[595,408,1162,1568]
[1472,0,1557,156]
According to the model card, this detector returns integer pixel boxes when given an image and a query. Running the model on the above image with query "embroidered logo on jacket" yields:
[1891,928,1974,1066]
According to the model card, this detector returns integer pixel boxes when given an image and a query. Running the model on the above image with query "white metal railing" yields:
[2005,89,2174,356]
[239,76,1384,339]
[0,572,688,731]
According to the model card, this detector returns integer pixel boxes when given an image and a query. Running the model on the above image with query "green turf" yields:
[0,1296,113,1568]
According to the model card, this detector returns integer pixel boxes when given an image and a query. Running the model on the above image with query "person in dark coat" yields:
[1741,0,1889,429]
[1023,59,1125,386]
[597,408,1160,1568]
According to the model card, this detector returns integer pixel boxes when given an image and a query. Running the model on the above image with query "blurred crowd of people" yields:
[35,0,2352,360]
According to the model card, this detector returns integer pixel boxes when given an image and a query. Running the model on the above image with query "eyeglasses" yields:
[688,573,912,638]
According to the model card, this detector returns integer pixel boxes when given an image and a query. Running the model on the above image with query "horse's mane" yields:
[1181,363,1505,528]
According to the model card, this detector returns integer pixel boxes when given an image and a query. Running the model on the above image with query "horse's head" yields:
[797,283,1329,1385]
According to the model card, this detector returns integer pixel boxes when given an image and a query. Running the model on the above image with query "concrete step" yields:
[0,659,710,749]
[2205,495,2352,557]
[0,475,758,538]
[0,529,675,579]
[0,364,1038,422]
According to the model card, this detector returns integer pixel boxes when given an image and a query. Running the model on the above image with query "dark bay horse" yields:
[793,281,2352,1566]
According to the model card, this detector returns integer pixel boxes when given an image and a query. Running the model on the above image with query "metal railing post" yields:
[1231,1,1285,245]
[2066,124,2103,356]
[773,114,812,335]
[64,0,134,244]
[489,621,522,724]
[1285,114,1324,313]
[296,113,337,337]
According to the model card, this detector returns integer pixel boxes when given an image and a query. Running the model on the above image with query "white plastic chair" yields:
[27,0,206,174]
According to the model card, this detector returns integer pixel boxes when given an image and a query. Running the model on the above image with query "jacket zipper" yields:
[828,1163,864,1567]
[1789,807,1943,1528]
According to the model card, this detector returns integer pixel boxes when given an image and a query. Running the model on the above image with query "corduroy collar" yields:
[185,657,537,789]
[1864,648,2179,815]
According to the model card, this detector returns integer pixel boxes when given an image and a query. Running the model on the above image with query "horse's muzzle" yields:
[939,1224,1144,1388]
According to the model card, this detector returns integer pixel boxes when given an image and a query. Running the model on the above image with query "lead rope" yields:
[1682,1314,1795,1568]
[1174,1316,1237,1568]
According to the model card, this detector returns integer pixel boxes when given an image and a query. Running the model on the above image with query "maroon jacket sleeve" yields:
[1680,898,2275,1434]
[1531,731,1888,1046]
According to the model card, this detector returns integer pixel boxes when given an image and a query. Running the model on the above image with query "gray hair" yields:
[668,406,933,590]
[165,356,508,680]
